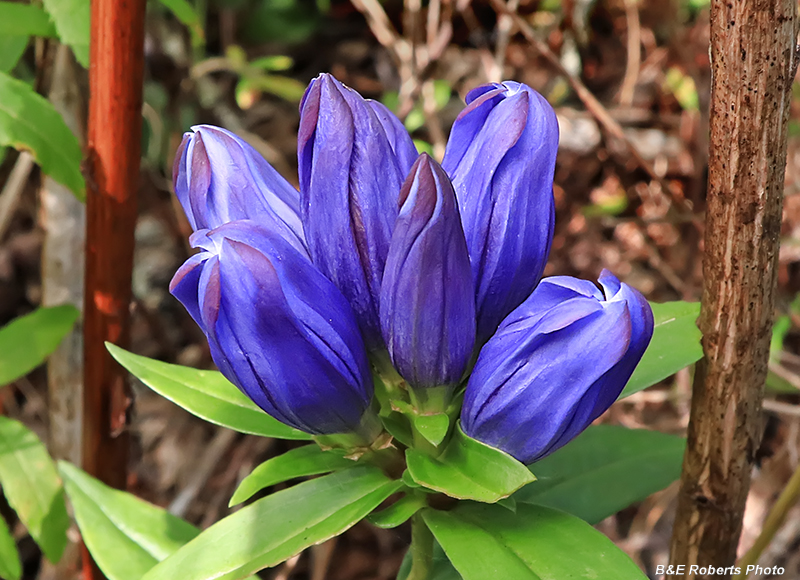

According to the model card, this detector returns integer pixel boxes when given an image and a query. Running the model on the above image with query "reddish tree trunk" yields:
[83,0,146,577]
[668,2,797,579]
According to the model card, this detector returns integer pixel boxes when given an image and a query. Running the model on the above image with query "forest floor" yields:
[2,0,800,578]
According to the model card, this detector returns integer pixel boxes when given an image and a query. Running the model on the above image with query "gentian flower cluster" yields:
[170,73,654,463]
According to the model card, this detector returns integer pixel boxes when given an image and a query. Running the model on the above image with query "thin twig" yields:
[762,399,800,418]
[734,463,800,578]
[0,152,35,241]
[619,0,641,107]
[421,80,447,160]
[168,428,238,517]
[768,361,800,391]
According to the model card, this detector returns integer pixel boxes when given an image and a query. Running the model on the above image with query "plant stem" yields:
[734,462,800,579]
[406,514,434,580]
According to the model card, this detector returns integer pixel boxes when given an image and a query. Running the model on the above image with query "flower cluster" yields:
[170,74,653,462]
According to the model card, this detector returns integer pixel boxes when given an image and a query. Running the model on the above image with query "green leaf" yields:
[367,491,426,529]
[397,540,462,580]
[412,413,450,447]
[59,463,260,580]
[143,467,403,580]
[0,36,28,73]
[621,301,702,398]
[0,515,21,580]
[107,344,310,440]
[406,423,536,503]
[229,445,355,506]
[0,72,85,199]
[515,425,684,524]
[157,0,204,48]
[423,503,647,580]
[59,462,200,580]
[246,74,306,102]
[0,305,79,386]
[41,0,89,66]
[250,55,293,71]
[0,2,56,38]
[0,418,69,563]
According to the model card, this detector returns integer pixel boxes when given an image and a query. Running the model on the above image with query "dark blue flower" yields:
[442,81,559,342]
[297,73,418,348]
[380,154,475,390]
[173,125,306,252]
[461,270,654,464]
[170,220,374,435]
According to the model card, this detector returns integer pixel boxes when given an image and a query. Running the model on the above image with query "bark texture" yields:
[42,45,85,468]
[668,2,797,578]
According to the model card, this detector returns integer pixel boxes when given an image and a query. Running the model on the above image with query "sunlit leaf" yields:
[0,418,69,562]
[0,72,85,199]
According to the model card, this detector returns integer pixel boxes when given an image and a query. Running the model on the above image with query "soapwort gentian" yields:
[169,73,653,466]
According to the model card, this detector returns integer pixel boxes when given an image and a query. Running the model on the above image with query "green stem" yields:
[406,514,434,580]
[734,461,800,579]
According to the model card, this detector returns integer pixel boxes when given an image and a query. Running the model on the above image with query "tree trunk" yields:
[668,2,797,579]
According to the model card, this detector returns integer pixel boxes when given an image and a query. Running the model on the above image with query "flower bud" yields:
[442,82,559,342]
[461,270,653,464]
[380,154,475,391]
[169,219,374,435]
[173,125,305,252]
[298,73,417,348]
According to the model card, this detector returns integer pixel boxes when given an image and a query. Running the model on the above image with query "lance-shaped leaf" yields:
[0,2,57,38]
[405,423,535,503]
[514,425,685,524]
[41,0,89,66]
[107,344,310,440]
[423,503,647,580]
[59,462,200,580]
[0,418,69,563]
[621,301,702,398]
[380,154,475,390]
[0,305,79,386]
[0,515,20,580]
[0,72,85,199]
[229,445,355,506]
[143,467,403,580]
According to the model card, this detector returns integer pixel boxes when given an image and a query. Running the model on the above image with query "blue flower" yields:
[380,154,475,390]
[442,82,559,342]
[170,220,373,435]
[297,73,418,348]
[170,73,652,445]
[461,271,654,464]
[173,125,305,253]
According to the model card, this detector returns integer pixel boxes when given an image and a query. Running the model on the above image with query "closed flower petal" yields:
[442,81,559,342]
[461,270,654,464]
[173,125,305,253]
[380,154,475,389]
[298,73,416,348]
[169,219,374,435]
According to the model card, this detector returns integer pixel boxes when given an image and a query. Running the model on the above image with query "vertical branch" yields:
[668,2,797,579]
[83,0,145,570]
[43,44,86,468]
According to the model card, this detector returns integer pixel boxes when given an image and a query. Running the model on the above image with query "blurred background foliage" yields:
[4,0,800,578]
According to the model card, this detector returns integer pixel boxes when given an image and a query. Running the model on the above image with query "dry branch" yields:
[668,2,797,578]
